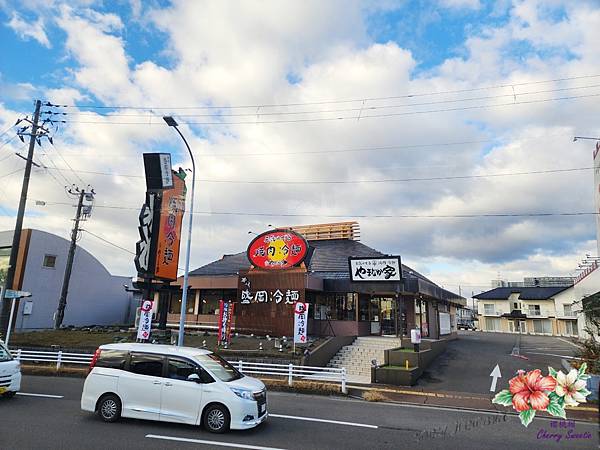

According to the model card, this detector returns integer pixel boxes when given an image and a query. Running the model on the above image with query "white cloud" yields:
[7,12,51,47]
[2,0,600,289]
[438,0,481,10]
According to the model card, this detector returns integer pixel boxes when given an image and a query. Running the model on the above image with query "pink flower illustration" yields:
[509,369,557,412]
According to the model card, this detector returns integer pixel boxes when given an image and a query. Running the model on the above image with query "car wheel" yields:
[98,394,121,423]
[203,404,230,433]
[2,391,16,398]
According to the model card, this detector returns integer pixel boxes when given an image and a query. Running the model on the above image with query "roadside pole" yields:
[0,100,41,336]
[5,298,16,346]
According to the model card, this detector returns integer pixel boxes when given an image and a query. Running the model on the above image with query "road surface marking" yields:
[489,364,501,392]
[556,337,581,348]
[525,352,583,359]
[146,435,286,450]
[270,413,378,429]
[16,392,64,399]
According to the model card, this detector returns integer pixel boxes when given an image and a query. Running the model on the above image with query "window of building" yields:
[168,293,182,314]
[528,305,541,316]
[565,321,578,336]
[313,293,356,321]
[512,302,519,311]
[485,317,500,331]
[43,254,56,268]
[533,319,552,334]
[563,305,573,316]
[359,294,370,321]
[483,304,495,315]
[200,290,222,315]
[129,353,164,377]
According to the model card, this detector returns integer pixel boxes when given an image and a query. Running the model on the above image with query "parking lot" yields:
[416,331,580,394]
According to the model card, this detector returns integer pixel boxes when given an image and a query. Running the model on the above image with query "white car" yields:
[0,339,21,398]
[81,343,267,433]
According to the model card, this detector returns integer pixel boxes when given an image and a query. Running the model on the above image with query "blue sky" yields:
[0,0,599,292]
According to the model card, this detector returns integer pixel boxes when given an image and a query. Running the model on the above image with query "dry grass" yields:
[20,363,88,377]
[362,390,387,402]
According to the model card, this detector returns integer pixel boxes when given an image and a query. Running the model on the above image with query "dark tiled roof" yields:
[473,286,570,300]
[190,239,432,282]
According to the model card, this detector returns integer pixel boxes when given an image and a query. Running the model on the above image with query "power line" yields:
[40,165,596,185]
[0,167,25,179]
[81,229,135,255]
[50,141,86,186]
[58,73,600,111]
[35,200,600,219]
[58,92,600,126]
[63,83,600,119]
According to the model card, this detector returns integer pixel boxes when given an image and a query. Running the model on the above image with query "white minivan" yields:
[81,343,267,433]
[0,339,21,398]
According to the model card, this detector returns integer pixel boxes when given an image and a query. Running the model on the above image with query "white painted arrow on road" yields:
[489,364,502,392]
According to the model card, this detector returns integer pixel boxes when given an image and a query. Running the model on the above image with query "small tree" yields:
[574,292,600,374]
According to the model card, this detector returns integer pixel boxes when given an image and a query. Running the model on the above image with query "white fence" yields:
[10,349,347,394]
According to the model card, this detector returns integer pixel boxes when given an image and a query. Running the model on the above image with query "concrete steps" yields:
[327,337,403,377]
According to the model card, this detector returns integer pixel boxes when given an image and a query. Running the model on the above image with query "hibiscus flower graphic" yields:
[492,363,591,427]
[509,369,556,412]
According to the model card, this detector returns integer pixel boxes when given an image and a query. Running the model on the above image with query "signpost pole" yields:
[4,298,16,346]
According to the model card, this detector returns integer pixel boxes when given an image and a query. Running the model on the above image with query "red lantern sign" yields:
[247,230,308,270]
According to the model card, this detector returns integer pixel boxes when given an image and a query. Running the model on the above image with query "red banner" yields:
[217,300,235,345]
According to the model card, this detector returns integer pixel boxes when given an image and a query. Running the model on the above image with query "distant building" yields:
[0,229,136,331]
[474,286,572,336]
[491,276,574,289]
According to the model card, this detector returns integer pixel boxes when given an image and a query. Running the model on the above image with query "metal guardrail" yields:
[10,349,347,393]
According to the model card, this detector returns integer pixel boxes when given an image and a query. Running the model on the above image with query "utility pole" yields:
[54,186,95,329]
[0,100,42,337]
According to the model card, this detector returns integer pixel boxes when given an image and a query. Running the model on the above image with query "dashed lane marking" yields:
[16,392,64,399]
[270,413,378,429]
[146,435,287,450]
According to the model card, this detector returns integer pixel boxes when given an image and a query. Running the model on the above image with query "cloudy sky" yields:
[1,0,599,298]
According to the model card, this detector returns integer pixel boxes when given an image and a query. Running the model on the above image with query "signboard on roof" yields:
[349,256,402,282]
[247,230,308,270]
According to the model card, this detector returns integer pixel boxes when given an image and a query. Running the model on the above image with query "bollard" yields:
[288,363,293,387]
[405,359,409,370]
[202,340,206,348]
[56,351,63,370]
[238,360,243,373]
[259,342,263,351]
[341,368,347,394]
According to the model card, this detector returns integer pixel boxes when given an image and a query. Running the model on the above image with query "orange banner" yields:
[154,171,186,281]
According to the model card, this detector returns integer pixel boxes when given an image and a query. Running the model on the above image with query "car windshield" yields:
[194,353,242,382]
[0,342,13,362]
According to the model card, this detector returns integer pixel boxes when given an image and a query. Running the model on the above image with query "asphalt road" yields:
[0,375,596,450]
[416,331,579,394]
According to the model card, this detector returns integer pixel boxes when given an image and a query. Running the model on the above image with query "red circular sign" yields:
[247,230,308,270]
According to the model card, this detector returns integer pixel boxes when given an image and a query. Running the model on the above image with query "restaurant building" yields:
[158,222,464,339]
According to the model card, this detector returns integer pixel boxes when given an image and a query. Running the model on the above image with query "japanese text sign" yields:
[137,300,154,341]
[349,256,402,282]
[293,302,309,344]
[247,230,308,270]
[217,300,235,345]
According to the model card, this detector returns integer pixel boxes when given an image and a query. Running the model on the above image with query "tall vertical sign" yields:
[293,302,309,344]
[594,141,600,256]
[217,300,235,345]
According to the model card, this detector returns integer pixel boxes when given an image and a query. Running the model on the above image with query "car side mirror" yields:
[187,373,201,383]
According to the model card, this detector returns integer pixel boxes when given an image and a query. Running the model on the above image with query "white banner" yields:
[439,312,451,335]
[137,300,154,341]
[349,257,401,282]
[293,302,309,344]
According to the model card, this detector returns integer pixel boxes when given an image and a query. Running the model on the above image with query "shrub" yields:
[363,390,387,402]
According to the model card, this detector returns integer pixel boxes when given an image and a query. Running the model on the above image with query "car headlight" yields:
[230,387,254,400]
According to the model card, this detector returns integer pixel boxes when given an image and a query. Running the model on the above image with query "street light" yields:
[163,116,196,347]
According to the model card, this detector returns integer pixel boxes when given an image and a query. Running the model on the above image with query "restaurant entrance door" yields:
[370,296,397,335]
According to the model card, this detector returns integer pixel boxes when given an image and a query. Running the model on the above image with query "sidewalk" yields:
[346,382,598,422]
